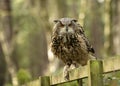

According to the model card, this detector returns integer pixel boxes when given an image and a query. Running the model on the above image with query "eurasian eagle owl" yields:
[51,18,95,80]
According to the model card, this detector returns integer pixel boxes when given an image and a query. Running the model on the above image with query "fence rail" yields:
[24,56,120,86]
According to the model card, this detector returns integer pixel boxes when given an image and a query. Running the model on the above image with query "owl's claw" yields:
[70,64,76,69]
[64,73,69,81]
[63,65,70,81]
[70,61,78,69]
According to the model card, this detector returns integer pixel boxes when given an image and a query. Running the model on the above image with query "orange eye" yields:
[68,23,72,26]
[60,23,64,27]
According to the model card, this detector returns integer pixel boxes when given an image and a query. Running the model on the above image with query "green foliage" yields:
[56,80,78,86]
[17,69,31,85]
[4,83,13,86]
[103,71,120,86]
[114,71,120,78]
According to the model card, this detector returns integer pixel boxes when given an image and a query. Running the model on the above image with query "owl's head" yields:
[53,18,78,36]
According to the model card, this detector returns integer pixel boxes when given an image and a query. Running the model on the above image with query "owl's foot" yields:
[70,61,78,69]
[63,65,70,81]
[70,64,76,69]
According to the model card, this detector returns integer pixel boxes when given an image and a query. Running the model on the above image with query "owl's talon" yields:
[64,73,69,81]
[63,65,70,81]
[70,61,79,70]
[70,64,76,69]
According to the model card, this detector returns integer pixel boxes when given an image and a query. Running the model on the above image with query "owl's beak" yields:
[66,26,68,32]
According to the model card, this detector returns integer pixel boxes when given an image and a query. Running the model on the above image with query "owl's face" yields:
[54,18,77,36]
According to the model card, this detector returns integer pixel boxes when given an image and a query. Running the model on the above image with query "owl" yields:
[51,18,95,80]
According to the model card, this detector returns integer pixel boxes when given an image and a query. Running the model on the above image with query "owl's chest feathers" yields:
[51,34,89,65]
[52,34,82,55]
[62,37,79,52]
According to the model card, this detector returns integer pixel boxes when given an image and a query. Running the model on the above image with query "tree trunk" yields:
[104,0,113,56]
[112,0,120,55]
[0,0,18,85]
[79,0,87,26]
[87,0,104,58]
[55,0,68,18]
[0,43,6,86]
[71,0,79,19]
[25,0,49,78]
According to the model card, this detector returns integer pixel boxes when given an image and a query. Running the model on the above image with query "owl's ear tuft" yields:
[54,19,60,23]
[72,19,78,22]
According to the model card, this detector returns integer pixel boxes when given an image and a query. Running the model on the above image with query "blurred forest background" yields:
[0,0,120,86]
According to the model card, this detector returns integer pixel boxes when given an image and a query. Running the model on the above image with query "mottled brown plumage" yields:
[51,18,95,80]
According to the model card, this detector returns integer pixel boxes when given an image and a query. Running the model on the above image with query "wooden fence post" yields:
[88,60,103,86]
[39,76,50,86]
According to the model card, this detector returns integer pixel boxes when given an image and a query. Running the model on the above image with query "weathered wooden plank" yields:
[26,79,40,86]
[103,57,120,73]
[50,66,87,85]
[69,66,88,80]
[50,57,120,85]
[50,72,65,85]
[88,60,103,86]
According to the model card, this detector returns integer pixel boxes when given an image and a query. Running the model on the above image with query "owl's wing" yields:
[77,24,95,54]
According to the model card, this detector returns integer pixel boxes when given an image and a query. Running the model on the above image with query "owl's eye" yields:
[60,23,64,27]
[68,23,72,26]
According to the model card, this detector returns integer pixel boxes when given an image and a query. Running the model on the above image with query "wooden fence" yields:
[24,56,120,86]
